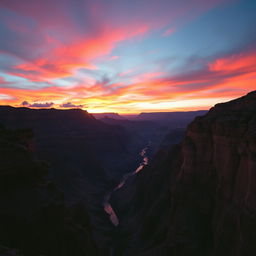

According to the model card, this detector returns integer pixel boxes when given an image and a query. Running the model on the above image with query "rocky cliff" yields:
[0,125,98,256]
[111,91,256,256]
[0,106,133,182]
[0,107,137,253]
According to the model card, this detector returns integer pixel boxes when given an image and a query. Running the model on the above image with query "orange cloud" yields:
[209,52,256,73]
[1,49,256,113]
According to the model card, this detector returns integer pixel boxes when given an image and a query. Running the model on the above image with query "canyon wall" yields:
[0,126,98,255]
[111,91,256,256]
[0,107,143,254]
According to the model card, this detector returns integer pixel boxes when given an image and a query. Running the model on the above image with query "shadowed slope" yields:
[111,91,256,256]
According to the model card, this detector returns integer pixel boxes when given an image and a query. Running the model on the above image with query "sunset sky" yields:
[0,0,255,113]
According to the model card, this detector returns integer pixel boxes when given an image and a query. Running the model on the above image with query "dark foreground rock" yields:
[0,126,98,256]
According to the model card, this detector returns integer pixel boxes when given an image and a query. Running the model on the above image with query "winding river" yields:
[103,145,149,226]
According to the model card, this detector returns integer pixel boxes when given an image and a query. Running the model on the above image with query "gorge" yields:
[0,91,256,256]
[103,144,150,226]
[110,90,256,255]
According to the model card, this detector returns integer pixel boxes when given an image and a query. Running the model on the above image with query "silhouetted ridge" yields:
[135,110,207,120]
[0,105,148,254]
[209,90,256,113]
[92,112,125,120]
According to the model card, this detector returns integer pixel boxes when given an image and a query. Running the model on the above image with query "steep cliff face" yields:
[0,245,21,256]
[0,126,98,256]
[0,107,147,253]
[111,91,256,256]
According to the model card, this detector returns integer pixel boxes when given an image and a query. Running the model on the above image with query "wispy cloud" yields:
[21,101,54,108]
[0,0,254,112]
[162,28,174,37]
[1,46,254,112]
[59,102,84,108]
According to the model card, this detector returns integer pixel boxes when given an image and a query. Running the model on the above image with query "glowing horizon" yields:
[0,0,256,113]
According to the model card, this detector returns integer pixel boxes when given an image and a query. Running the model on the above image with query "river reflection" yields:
[103,145,149,226]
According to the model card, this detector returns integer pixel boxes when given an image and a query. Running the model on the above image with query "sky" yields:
[0,0,255,113]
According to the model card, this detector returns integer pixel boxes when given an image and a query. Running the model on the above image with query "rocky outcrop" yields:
[0,107,132,182]
[111,91,256,256]
[0,126,98,256]
[0,245,21,256]
[0,107,140,252]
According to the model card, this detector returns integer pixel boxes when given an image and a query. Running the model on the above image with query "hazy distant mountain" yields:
[135,110,208,120]
[92,111,209,123]
[92,112,125,120]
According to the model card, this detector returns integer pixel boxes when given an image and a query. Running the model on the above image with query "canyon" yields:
[110,91,256,255]
[0,91,255,255]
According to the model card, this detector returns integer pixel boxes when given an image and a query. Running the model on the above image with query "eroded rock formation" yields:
[0,126,98,256]
[111,91,256,256]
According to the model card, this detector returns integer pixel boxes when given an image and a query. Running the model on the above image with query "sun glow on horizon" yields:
[0,0,256,112]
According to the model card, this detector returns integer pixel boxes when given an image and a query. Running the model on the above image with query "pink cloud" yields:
[163,28,174,37]
[109,56,120,61]
[8,24,149,82]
